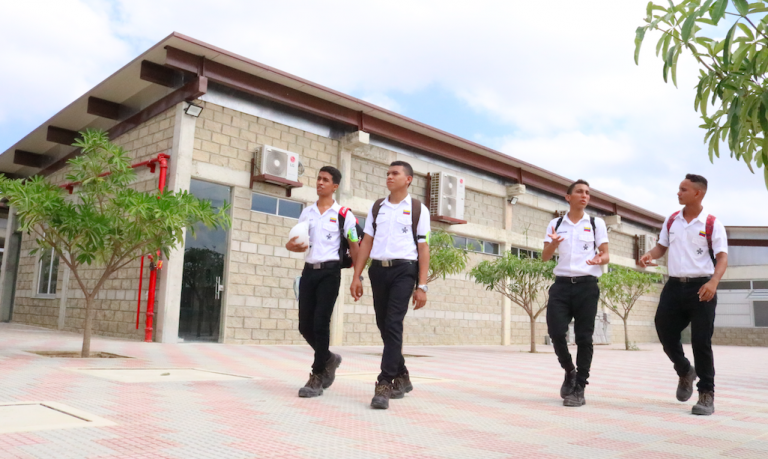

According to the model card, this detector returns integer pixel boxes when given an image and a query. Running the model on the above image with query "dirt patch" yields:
[26,351,132,359]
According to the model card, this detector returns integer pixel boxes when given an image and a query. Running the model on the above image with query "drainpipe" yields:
[144,153,170,342]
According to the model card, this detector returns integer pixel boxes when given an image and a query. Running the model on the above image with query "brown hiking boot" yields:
[560,369,577,399]
[391,372,413,399]
[563,384,586,407]
[371,381,393,409]
[298,373,323,398]
[676,367,697,402]
[321,353,342,389]
[692,391,715,416]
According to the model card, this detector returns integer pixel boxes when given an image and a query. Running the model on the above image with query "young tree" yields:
[599,265,663,350]
[426,230,470,284]
[470,253,556,353]
[634,0,768,189]
[0,129,230,357]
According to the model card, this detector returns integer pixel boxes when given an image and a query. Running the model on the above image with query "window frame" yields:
[451,235,500,256]
[36,247,59,297]
[250,192,303,219]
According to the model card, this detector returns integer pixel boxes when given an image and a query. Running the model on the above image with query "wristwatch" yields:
[417,284,428,293]
[359,276,364,282]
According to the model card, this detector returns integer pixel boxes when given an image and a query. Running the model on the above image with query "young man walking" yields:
[639,174,728,416]
[350,161,430,410]
[542,179,610,407]
[286,166,360,398]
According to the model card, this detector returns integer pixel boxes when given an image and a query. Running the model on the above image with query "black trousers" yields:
[546,280,600,387]
[298,266,341,374]
[655,279,717,392]
[369,262,417,384]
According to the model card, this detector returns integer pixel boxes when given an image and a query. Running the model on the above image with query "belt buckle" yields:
[680,277,689,283]
[382,260,392,268]
[312,263,322,269]
[571,277,577,284]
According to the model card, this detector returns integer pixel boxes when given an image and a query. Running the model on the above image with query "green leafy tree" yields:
[0,129,230,357]
[599,265,663,350]
[427,230,470,283]
[470,253,556,353]
[635,0,768,188]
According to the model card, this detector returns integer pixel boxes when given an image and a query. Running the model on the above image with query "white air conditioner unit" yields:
[255,145,299,182]
[638,234,658,255]
[429,172,465,222]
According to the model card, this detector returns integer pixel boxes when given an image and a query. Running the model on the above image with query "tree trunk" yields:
[623,317,630,351]
[81,295,95,358]
[530,315,536,353]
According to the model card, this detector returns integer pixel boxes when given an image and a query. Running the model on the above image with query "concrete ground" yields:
[1,323,767,459]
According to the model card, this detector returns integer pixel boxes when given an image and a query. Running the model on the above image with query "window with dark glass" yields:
[251,193,303,219]
[37,248,59,295]
[717,281,752,291]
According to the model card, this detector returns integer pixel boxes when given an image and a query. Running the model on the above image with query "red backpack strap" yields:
[339,206,349,217]
[666,211,680,233]
[706,214,717,265]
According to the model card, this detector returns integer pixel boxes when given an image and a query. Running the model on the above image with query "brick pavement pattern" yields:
[1,323,768,458]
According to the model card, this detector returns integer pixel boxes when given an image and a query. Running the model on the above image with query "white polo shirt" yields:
[363,194,430,261]
[544,213,609,278]
[658,208,727,278]
[297,201,358,264]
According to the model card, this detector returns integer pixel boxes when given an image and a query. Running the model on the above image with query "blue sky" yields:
[1,0,766,225]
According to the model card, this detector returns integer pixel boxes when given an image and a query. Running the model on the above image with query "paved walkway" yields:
[1,323,767,458]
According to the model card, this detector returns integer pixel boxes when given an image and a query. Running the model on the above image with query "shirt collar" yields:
[309,200,339,215]
[384,194,412,208]
[675,208,708,224]
[564,212,590,225]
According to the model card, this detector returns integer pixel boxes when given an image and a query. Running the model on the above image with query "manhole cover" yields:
[67,368,253,383]
[0,402,114,434]
[27,351,131,359]
[336,373,446,383]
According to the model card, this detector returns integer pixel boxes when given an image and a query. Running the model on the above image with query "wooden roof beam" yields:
[46,126,79,146]
[13,150,49,168]
[140,60,184,88]
[87,96,125,120]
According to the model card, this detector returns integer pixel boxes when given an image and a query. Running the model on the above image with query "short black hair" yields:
[389,161,414,178]
[319,166,342,185]
[685,173,708,190]
[566,179,590,195]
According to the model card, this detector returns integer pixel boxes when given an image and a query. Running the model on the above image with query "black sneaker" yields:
[563,384,585,407]
[391,372,413,399]
[371,381,392,409]
[560,369,577,399]
[298,373,323,398]
[692,391,715,416]
[676,367,697,402]
[321,353,342,389]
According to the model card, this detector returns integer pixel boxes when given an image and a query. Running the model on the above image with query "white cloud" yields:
[1,0,766,224]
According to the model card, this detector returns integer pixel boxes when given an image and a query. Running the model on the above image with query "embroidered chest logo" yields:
[326,234,332,240]
[583,244,589,250]
[330,217,337,223]
[401,227,408,234]
[403,209,411,215]
[697,248,704,255]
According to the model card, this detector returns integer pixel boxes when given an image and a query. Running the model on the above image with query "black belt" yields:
[670,276,711,283]
[304,261,341,270]
[555,275,598,284]
[371,259,415,268]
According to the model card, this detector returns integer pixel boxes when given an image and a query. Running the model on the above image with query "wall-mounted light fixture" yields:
[184,102,204,117]
[508,196,519,205]
[507,184,526,205]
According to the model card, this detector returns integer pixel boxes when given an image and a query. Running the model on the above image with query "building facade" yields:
[0,33,684,348]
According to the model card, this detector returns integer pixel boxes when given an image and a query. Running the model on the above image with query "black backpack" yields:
[337,207,364,269]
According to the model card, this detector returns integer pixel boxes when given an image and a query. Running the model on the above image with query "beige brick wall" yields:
[510,204,553,248]
[713,327,768,347]
[464,189,505,228]
[193,101,338,188]
[11,107,175,339]
[350,156,428,204]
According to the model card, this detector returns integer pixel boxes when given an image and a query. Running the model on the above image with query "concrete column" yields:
[155,102,197,343]
[57,265,71,330]
[0,207,18,322]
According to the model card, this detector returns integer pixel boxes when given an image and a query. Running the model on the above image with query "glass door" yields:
[179,179,230,342]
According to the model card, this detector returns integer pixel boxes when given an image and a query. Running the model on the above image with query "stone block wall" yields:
[350,156,428,204]
[713,327,768,347]
[510,204,554,248]
[193,101,338,187]
[11,107,176,339]
[464,190,505,228]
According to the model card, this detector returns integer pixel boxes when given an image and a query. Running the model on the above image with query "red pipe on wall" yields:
[144,153,170,342]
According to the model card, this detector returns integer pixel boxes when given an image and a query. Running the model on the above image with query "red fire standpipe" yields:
[144,153,170,342]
